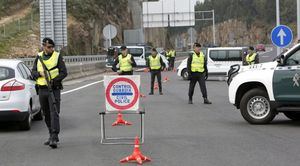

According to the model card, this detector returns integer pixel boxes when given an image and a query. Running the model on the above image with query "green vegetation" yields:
[0,0,32,17]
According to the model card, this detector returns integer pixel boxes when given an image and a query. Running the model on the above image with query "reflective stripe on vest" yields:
[149,55,161,70]
[191,52,205,72]
[246,53,257,65]
[36,51,59,86]
[119,54,133,72]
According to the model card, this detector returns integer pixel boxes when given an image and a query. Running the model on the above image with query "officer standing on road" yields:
[245,46,259,65]
[187,43,212,104]
[112,45,137,75]
[32,38,68,148]
[169,48,176,71]
[147,48,166,95]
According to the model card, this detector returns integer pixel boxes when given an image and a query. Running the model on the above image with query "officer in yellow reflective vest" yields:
[32,38,67,148]
[245,46,259,65]
[112,45,137,75]
[146,48,166,95]
[187,43,211,104]
[169,48,176,70]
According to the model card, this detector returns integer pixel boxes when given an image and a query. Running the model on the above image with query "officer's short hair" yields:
[249,46,254,50]
[194,43,201,47]
[120,45,127,50]
[42,37,55,46]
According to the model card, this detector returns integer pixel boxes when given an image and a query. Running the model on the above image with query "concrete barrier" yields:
[64,61,107,81]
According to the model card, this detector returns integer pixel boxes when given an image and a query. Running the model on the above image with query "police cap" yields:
[120,45,127,50]
[194,43,201,47]
[42,37,55,46]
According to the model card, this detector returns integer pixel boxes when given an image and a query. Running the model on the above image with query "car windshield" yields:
[0,67,15,81]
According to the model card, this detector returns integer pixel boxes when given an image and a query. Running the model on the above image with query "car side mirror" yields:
[276,55,285,65]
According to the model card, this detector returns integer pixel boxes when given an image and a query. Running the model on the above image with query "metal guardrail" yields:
[20,55,106,67]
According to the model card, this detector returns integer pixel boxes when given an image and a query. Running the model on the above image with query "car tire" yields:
[182,69,189,80]
[283,112,300,121]
[20,107,32,130]
[240,88,276,124]
[33,108,43,121]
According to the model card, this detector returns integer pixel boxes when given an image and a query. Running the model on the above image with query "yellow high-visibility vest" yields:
[149,55,161,70]
[119,54,133,72]
[36,51,59,86]
[246,53,257,65]
[191,52,205,72]
[170,50,176,57]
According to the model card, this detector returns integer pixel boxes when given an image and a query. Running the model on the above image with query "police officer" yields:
[187,43,211,104]
[245,46,259,65]
[169,48,176,70]
[147,48,166,95]
[112,45,137,75]
[165,48,171,70]
[32,38,67,148]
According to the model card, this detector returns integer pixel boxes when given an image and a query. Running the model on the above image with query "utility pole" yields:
[297,0,300,42]
[276,0,280,55]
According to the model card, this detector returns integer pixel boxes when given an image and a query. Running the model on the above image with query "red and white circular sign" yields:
[105,77,139,110]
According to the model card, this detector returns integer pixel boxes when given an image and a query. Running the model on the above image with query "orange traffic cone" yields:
[120,136,151,165]
[154,83,159,90]
[112,112,132,126]
[173,68,176,72]
[163,76,169,83]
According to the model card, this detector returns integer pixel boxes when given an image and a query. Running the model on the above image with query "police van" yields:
[228,43,300,124]
[177,47,247,80]
[106,45,169,68]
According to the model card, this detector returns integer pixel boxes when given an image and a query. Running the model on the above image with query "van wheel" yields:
[283,112,300,121]
[240,88,276,124]
[182,69,189,80]
[20,107,32,130]
[33,108,43,121]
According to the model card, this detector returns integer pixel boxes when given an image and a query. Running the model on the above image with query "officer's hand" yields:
[205,73,208,80]
[39,71,45,77]
[111,67,117,72]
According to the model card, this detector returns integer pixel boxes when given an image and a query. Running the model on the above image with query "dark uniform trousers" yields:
[188,72,207,99]
[120,71,133,75]
[39,88,61,134]
[170,57,175,70]
[150,70,162,93]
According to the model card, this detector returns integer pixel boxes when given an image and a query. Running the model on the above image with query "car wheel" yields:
[33,108,43,121]
[283,112,300,121]
[20,107,32,130]
[182,69,189,80]
[240,88,276,124]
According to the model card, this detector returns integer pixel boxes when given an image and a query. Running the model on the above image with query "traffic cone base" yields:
[140,93,146,98]
[154,83,159,90]
[120,137,151,165]
[163,76,169,83]
[112,112,132,126]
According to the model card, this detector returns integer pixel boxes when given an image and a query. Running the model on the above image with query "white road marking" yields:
[62,80,104,95]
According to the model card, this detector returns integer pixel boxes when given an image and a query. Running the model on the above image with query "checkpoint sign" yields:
[104,76,140,111]
[271,25,293,48]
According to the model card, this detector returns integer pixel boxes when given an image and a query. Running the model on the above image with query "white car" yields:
[0,59,42,130]
[177,47,247,80]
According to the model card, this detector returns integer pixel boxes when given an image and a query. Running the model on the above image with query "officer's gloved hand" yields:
[205,72,208,80]
[111,67,117,72]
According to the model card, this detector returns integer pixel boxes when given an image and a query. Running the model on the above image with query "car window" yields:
[21,63,32,78]
[228,50,242,61]
[210,50,227,61]
[128,48,143,57]
[286,49,300,66]
[17,63,28,79]
[0,67,14,81]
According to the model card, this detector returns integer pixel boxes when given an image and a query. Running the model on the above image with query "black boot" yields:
[44,137,51,146]
[49,134,59,149]
[188,97,193,104]
[204,98,212,104]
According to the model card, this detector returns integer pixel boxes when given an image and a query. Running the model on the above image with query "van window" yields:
[210,50,227,61]
[128,48,143,57]
[228,50,242,61]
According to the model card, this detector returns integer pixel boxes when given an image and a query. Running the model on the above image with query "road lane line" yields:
[62,80,104,95]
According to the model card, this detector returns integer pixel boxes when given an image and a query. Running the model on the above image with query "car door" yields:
[208,50,227,75]
[18,63,40,113]
[273,48,300,102]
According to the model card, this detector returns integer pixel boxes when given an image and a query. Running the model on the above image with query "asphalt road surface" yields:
[1,62,300,166]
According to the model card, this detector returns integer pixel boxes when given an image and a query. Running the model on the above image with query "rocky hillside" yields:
[0,0,133,57]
